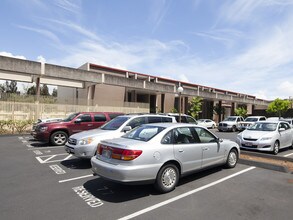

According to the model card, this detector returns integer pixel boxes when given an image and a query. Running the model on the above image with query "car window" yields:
[77,114,92,122]
[186,116,197,123]
[101,116,130,130]
[94,114,107,122]
[259,117,266,121]
[147,116,162,123]
[123,125,165,142]
[161,130,173,144]
[127,117,146,129]
[161,117,173,122]
[108,113,123,119]
[173,127,200,144]
[280,122,290,130]
[195,127,216,143]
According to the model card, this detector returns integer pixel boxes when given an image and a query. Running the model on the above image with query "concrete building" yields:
[0,55,269,121]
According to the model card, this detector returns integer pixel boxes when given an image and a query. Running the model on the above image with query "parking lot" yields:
[0,131,293,220]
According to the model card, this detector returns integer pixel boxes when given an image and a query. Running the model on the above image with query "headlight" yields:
[79,138,93,145]
[39,126,48,132]
[261,137,272,141]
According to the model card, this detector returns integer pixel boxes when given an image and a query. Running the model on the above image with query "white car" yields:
[239,116,266,131]
[237,121,293,154]
[64,114,176,159]
[197,119,216,129]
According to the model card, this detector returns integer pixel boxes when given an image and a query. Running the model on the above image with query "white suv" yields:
[64,114,176,159]
[218,116,244,132]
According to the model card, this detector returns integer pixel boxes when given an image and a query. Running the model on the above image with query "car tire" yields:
[225,149,238,168]
[231,126,237,132]
[50,131,68,146]
[212,124,215,129]
[272,141,279,155]
[154,164,179,193]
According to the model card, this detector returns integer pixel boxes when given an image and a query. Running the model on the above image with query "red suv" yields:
[32,112,123,146]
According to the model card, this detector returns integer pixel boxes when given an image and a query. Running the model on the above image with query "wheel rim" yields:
[228,151,237,166]
[274,142,279,154]
[161,167,177,189]
[54,134,66,145]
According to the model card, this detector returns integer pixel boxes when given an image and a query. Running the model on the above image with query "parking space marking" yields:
[72,185,104,208]
[33,150,43,155]
[18,137,23,140]
[49,164,66,174]
[59,174,95,183]
[118,166,256,220]
[26,144,33,148]
[21,140,28,143]
[28,146,65,150]
[284,152,293,157]
[36,153,72,164]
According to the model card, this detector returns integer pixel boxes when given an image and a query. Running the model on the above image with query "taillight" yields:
[97,143,103,155]
[97,144,142,161]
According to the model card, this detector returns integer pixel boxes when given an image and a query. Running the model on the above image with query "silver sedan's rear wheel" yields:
[225,149,238,168]
[273,141,279,155]
[155,164,179,193]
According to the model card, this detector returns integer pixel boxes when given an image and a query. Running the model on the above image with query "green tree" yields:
[26,85,37,95]
[40,84,50,96]
[188,97,202,119]
[266,98,291,118]
[235,107,248,118]
[5,80,18,93]
[52,88,57,97]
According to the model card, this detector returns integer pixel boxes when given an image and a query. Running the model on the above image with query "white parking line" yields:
[28,146,65,150]
[36,153,72,164]
[118,166,256,220]
[59,174,96,183]
[284,152,293,157]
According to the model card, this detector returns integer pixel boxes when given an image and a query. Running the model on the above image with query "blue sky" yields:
[1,0,293,100]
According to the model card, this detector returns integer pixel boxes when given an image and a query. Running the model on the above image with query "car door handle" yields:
[178,149,184,153]
[202,147,209,151]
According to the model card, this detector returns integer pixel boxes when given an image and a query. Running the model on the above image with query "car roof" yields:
[139,122,200,129]
[117,114,174,119]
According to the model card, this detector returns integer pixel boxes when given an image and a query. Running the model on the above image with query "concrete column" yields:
[87,85,95,106]
[36,77,41,102]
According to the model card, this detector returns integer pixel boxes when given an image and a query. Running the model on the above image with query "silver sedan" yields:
[236,121,293,154]
[91,123,240,193]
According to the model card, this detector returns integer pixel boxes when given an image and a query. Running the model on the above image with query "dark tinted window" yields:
[162,117,172,122]
[186,116,197,123]
[127,117,146,129]
[78,114,92,122]
[147,116,162,123]
[94,114,107,122]
[109,113,123,119]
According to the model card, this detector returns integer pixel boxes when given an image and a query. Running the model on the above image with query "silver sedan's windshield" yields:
[248,123,277,131]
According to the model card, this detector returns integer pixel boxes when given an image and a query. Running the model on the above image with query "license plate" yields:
[102,149,111,159]
[245,142,253,146]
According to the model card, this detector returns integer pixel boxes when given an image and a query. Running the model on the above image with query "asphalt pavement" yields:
[0,133,292,220]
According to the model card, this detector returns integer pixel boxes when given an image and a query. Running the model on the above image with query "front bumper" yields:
[237,138,273,152]
[64,143,97,159]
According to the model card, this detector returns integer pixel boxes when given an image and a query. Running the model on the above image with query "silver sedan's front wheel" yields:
[155,164,179,193]
[225,149,238,168]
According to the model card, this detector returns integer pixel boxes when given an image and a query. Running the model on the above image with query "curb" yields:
[241,150,293,163]
[0,133,31,137]
[239,158,290,173]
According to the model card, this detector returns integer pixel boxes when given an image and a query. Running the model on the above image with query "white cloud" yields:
[37,55,46,63]
[0,52,26,60]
